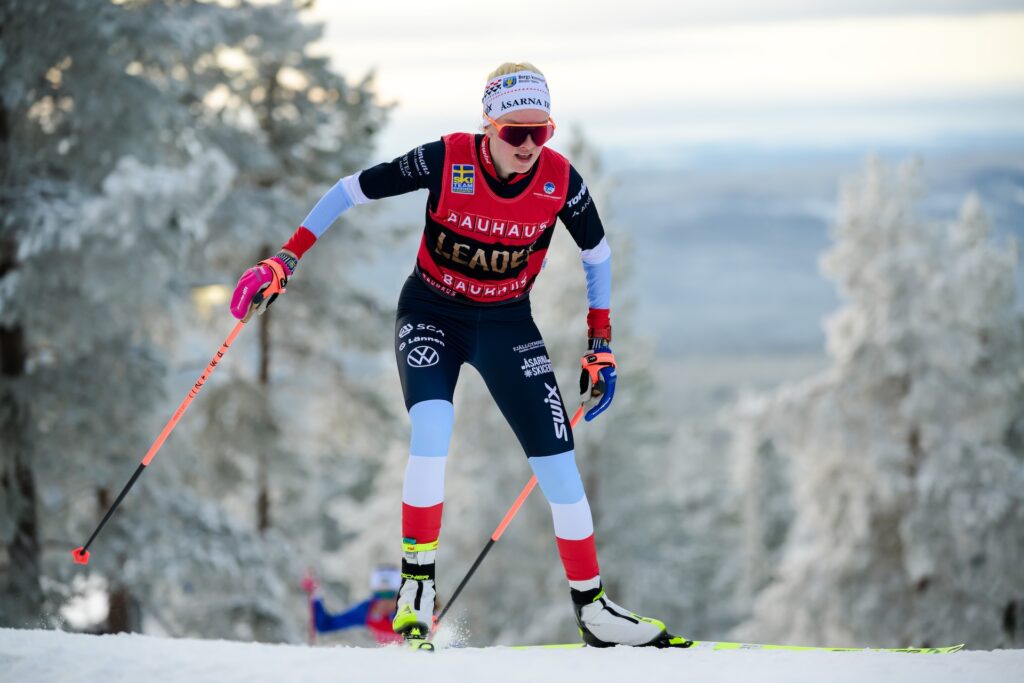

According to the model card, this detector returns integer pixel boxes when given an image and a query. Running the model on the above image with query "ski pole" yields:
[437,405,584,624]
[71,319,248,565]
[301,568,319,646]
[71,265,288,565]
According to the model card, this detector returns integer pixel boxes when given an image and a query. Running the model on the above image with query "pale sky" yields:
[308,1,1024,162]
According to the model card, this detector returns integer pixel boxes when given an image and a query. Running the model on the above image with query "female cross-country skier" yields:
[230,62,674,648]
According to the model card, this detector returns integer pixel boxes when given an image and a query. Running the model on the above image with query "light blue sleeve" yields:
[301,174,371,238]
[583,258,611,309]
[581,236,612,309]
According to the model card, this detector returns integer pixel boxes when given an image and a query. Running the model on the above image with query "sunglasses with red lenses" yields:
[484,113,557,147]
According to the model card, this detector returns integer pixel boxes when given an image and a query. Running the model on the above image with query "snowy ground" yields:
[2,628,1021,683]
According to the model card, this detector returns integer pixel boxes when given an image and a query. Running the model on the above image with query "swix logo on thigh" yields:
[407,346,440,368]
[543,383,569,442]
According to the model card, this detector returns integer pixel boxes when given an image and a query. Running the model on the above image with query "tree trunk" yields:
[0,238,43,627]
[93,488,142,633]
[104,584,142,633]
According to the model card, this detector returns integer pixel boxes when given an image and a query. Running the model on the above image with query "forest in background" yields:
[2,0,1022,649]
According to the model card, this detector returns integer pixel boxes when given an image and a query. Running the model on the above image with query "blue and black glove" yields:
[579,340,617,421]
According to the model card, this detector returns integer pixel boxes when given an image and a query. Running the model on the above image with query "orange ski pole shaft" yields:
[493,406,583,542]
[72,320,247,565]
[438,406,584,623]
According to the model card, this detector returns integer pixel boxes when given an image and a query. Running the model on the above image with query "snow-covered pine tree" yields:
[729,393,792,621]
[732,157,1024,649]
[0,0,242,629]
[0,0,395,642]
[140,1,396,641]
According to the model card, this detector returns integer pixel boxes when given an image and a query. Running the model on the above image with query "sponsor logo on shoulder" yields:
[413,146,430,176]
[398,323,414,338]
[452,164,475,195]
[567,182,588,208]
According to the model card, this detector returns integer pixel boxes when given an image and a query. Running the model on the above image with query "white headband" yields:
[482,71,551,121]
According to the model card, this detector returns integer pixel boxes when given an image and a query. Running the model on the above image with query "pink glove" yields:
[229,252,294,321]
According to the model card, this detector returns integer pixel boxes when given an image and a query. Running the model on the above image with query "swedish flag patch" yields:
[451,164,475,195]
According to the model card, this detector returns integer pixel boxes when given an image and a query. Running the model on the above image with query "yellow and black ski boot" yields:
[392,537,437,652]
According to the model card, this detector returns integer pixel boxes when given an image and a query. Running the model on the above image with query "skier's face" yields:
[485,109,550,179]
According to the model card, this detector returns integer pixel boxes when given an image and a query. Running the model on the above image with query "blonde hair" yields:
[486,62,544,81]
